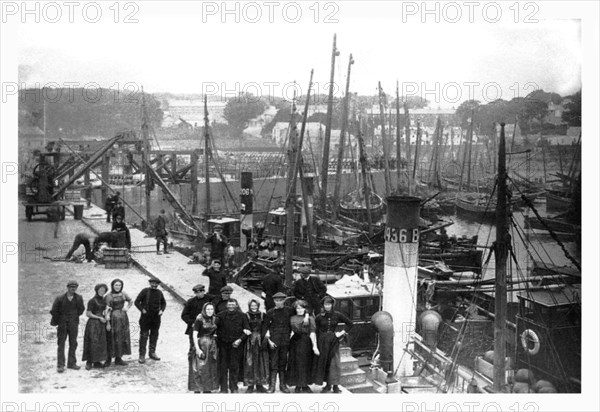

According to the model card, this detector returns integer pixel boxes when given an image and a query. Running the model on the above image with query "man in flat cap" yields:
[205,224,229,262]
[135,278,166,364]
[293,268,327,315]
[202,258,227,297]
[262,291,297,393]
[181,283,214,392]
[212,285,233,314]
[50,280,85,373]
[262,263,286,311]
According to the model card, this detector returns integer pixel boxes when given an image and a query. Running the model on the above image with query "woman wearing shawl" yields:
[82,283,109,369]
[243,299,270,393]
[286,299,320,393]
[105,278,133,367]
[191,302,219,393]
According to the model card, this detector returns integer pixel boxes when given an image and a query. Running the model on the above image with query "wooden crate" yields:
[105,262,130,269]
[103,248,130,264]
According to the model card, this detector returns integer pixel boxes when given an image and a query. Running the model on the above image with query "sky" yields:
[14,1,582,108]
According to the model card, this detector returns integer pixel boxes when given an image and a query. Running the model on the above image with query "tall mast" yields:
[285,90,299,287]
[378,81,391,197]
[293,71,316,254]
[412,119,421,181]
[404,100,412,194]
[141,87,151,225]
[204,95,211,219]
[332,54,354,221]
[396,81,402,191]
[466,109,475,190]
[493,122,508,392]
[319,34,340,213]
[356,117,373,236]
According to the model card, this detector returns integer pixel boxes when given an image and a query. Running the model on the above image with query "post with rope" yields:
[382,195,421,377]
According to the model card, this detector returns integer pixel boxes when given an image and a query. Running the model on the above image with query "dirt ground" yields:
[18,210,188,393]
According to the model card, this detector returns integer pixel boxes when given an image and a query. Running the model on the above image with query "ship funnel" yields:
[383,195,421,377]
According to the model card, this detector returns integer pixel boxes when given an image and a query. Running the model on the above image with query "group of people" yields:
[50,272,353,394]
[181,283,353,394]
[50,278,166,372]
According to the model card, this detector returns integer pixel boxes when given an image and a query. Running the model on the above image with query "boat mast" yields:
[203,95,211,220]
[141,88,151,225]
[396,81,402,191]
[493,122,508,391]
[378,81,391,197]
[284,90,299,288]
[332,54,354,221]
[356,116,373,236]
[319,34,340,213]
[293,71,316,255]
[412,119,421,181]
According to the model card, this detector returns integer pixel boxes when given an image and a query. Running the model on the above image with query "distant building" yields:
[271,121,352,153]
[368,106,456,128]
[164,99,228,125]
[245,105,278,138]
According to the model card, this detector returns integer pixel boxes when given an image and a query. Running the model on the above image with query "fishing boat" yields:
[339,189,385,222]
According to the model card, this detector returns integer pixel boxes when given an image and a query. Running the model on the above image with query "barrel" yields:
[73,204,84,220]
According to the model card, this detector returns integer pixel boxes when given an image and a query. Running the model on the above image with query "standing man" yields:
[202,259,227,297]
[205,224,229,262]
[181,284,213,351]
[292,268,327,315]
[111,200,125,222]
[105,191,120,223]
[155,209,169,255]
[262,264,286,311]
[84,184,93,209]
[262,292,295,393]
[215,299,250,393]
[135,278,166,364]
[212,285,233,314]
[50,280,85,373]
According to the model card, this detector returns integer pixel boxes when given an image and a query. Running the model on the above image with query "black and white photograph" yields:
[1,1,598,411]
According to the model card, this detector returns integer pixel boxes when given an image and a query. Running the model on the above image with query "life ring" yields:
[520,329,540,355]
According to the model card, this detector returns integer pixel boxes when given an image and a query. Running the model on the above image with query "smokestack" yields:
[240,172,253,252]
[383,195,421,377]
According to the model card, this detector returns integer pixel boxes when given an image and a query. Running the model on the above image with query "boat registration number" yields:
[385,227,419,243]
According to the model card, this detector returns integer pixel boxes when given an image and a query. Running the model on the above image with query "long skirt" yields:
[313,332,341,385]
[286,333,314,387]
[243,332,270,386]
[82,319,107,362]
[108,310,131,358]
[191,335,219,392]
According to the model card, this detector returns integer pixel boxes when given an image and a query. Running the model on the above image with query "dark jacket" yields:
[202,267,228,296]
[181,294,214,335]
[134,287,166,317]
[50,293,85,325]
[262,272,286,310]
[205,233,229,260]
[262,306,295,339]
[155,215,167,237]
[212,296,229,315]
[315,310,354,334]
[216,309,249,343]
[292,276,327,314]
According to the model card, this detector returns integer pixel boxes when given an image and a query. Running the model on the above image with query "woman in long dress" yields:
[243,299,269,393]
[191,302,219,393]
[82,283,109,369]
[314,296,353,393]
[286,299,320,393]
[105,278,132,367]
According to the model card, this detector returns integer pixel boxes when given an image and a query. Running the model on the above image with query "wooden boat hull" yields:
[546,191,572,210]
